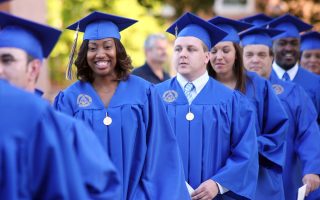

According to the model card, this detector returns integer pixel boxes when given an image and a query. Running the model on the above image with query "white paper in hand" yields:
[297,184,307,200]
[185,181,194,195]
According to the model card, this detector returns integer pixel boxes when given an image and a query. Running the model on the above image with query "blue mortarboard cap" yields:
[0,0,10,3]
[240,27,283,48]
[166,12,227,49]
[208,16,253,43]
[67,11,137,40]
[240,13,273,27]
[300,31,320,51]
[0,11,61,59]
[267,13,312,39]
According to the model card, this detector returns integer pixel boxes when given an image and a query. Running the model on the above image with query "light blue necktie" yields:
[184,82,195,104]
[282,72,290,81]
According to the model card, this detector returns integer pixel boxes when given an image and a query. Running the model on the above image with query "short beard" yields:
[279,62,296,70]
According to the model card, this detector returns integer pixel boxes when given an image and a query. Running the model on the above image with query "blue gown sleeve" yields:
[211,92,259,200]
[29,106,91,199]
[0,81,90,199]
[294,87,320,175]
[63,115,121,200]
[54,91,74,116]
[257,81,288,171]
[133,86,190,200]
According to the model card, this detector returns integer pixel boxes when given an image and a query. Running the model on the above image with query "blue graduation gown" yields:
[54,75,190,200]
[245,71,288,200]
[156,77,259,200]
[270,72,320,200]
[54,112,121,200]
[0,80,89,199]
[287,67,320,125]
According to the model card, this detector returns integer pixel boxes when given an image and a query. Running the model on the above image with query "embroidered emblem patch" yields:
[162,90,178,103]
[77,94,92,107]
[272,84,284,95]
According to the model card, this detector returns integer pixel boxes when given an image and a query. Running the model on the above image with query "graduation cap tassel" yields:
[66,22,80,80]
[175,25,178,38]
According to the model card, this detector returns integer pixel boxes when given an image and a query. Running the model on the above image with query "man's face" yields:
[172,36,209,81]
[0,47,31,90]
[243,44,273,78]
[147,39,168,64]
[273,37,300,70]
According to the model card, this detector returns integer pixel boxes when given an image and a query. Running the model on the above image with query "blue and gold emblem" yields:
[77,94,92,107]
[272,84,284,95]
[162,90,178,103]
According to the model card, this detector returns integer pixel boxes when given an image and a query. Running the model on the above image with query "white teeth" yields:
[285,53,293,57]
[96,61,110,67]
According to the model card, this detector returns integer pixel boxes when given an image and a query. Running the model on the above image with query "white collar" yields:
[272,62,299,81]
[177,72,209,95]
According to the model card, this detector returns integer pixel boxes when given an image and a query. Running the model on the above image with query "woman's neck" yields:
[216,72,237,90]
[93,74,118,91]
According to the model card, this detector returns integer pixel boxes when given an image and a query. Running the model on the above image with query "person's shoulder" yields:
[246,71,267,85]
[298,67,320,82]
[0,81,51,133]
[271,78,296,98]
[131,63,147,75]
[1,81,48,112]
[127,74,152,88]
[204,77,240,104]
[57,80,91,100]
[154,77,176,93]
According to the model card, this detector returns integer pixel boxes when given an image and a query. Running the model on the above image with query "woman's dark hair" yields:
[207,42,246,93]
[75,38,133,82]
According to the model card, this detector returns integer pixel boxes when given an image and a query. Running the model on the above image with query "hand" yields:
[191,179,219,200]
[302,174,320,196]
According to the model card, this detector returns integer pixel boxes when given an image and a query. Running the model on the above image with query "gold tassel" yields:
[66,22,80,80]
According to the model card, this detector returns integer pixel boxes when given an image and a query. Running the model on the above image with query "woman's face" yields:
[210,41,236,76]
[87,38,117,77]
[300,49,320,75]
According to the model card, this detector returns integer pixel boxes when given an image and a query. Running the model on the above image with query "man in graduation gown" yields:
[0,11,121,199]
[241,26,320,200]
[0,79,90,199]
[156,12,259,200]
[267,14,320,125]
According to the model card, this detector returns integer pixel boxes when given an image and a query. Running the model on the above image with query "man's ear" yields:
[27,59,41,83]
[204,51,210,65]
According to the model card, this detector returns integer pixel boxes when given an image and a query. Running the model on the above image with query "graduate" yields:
[240,26,320,200]
[300,31,320,75]
[0,11,121,199]
[54,11,189,200]
[267,14,320,125]
[0,79,90,199]
[240,13,273,27]
[208,16,289,200]
[156,12,259,199]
